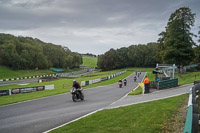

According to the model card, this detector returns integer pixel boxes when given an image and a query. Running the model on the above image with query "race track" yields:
[0,72,145,133]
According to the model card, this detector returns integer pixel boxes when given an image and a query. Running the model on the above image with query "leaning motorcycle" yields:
[70,87,84,102]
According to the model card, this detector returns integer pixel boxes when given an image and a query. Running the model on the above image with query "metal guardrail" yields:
[184,84,200,133]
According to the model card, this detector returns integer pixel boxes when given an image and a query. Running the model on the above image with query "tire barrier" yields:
[184,83,200,133]
[0,84,54,96]
[81,70,126,87]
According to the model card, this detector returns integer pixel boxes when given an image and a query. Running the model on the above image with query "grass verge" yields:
[176,71,200,85]
[129,86,142,95]
[162,95,188,132]
[51,94,188,133]
[0,66,83,79]
[0,66,55,79]
[82,56,97,67]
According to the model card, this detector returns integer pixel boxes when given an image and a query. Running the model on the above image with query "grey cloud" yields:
[0,0,200,54]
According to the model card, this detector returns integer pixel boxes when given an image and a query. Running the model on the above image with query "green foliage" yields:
[193,26,200,64]
[0,33,82,70]
[159,7,196,70]
[98,43,159,71]
[82,56,97,67]
[51,94,188,133]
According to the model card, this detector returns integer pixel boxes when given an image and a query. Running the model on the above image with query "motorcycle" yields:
[124,81,127,86]
[70,87,84,102]
[134,76,137,82]
[118,82,123,88]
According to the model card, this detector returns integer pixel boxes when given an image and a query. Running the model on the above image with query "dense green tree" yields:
[115,47,129,68]
[97,54,105,70]
[98,43,159,71]
[162,7,196,71]
[157,31,166,63]
[193,26,200,63]
[0,33,82,70]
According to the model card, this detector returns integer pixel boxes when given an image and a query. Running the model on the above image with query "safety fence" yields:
[58,69,92,78]
[81,70,126,87]
[0,74,56,82]
[158,78,178,89]
[0,69,93,82]
[184,83,200,133]
[0,84,54,96]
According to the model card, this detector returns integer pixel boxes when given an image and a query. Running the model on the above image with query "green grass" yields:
[129,86,143,95]
[0,68,134,106]
[82,56,97,67]
[0,66,83,79]
[0,66,56,79]
[175,71,200,85]
[51,94,188,133]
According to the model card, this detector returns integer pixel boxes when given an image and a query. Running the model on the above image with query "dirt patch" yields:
[162,96,188,133]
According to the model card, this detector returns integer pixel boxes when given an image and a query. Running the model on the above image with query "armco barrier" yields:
[81,70,126,87]
[184,84,200,133]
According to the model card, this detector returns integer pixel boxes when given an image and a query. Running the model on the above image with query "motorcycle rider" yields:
[118,79,123,88]
[123,79,127,86]
[134,76,137,82]
[71,80,83,100]
[72,80,81,89]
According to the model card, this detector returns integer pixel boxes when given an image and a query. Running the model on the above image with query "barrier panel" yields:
[0,84,54,97]
[81,70,126,87]
[0,90,10,96]
[184,84,200,133]
[158,78,178,89]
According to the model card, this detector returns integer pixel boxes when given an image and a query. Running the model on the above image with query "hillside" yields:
[82,56,97,67]
[0,33,82,70]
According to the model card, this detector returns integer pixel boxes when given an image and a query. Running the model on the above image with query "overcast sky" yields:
[0,0,200,55]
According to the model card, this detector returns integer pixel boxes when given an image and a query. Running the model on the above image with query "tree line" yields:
[0,33,82,70]
[98,7,200,71]
[97,43,159,70]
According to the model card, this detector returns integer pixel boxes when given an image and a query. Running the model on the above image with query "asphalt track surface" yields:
[0,72,145,133]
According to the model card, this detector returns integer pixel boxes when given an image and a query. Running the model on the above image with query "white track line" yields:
[43,108,104,133]
[107,92,188,110]
[110,72,146,106]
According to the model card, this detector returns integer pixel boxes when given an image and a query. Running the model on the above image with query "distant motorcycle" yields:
[118,82,123,88]
[124,80,127,86]
[70,87,84,102]
[134,76,137,82]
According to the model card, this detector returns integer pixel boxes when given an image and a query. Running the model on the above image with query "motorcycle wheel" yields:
[80,92,84,100]
[72,94,78,102]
